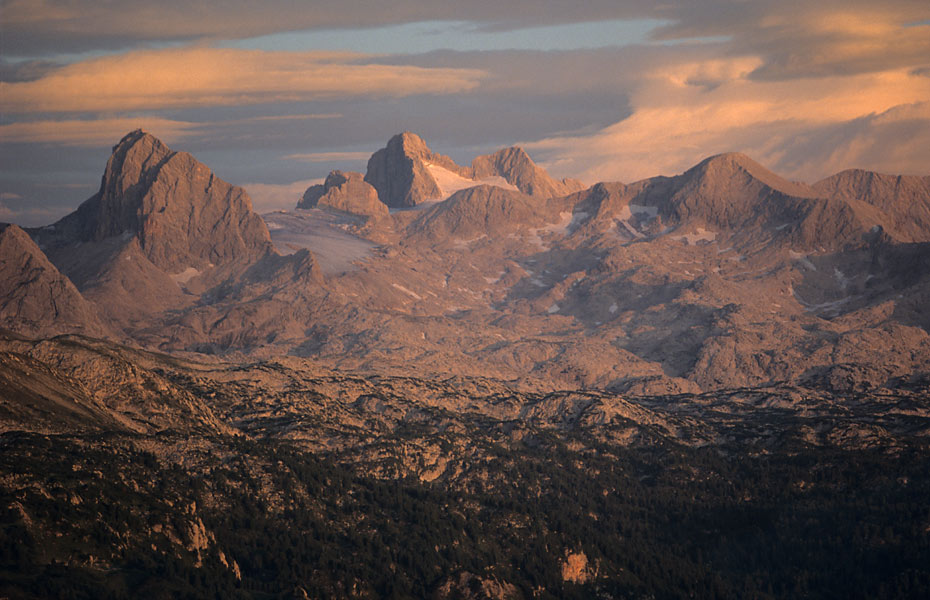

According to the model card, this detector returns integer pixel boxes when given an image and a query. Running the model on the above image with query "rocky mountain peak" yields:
[69,129,174,242]
[683,152,815,200]
[365,132,469,208]
[392,131,433,158]
[407,184,544,243]
[298,170,387,218]
[45,131,275,274]
[471,146,584,199]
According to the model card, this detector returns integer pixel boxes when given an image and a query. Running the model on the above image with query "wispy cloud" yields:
[2,1,652,55]
[0,118,200,145]
[0,196,57,226]
[529,55,930,182]
[0,47,485,114]
[284,151,372,163]
[242,179,322,214]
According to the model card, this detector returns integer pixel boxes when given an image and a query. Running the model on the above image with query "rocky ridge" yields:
[17,130,320,335]
[40,130,275,275]
[360,131,582,209]
[298,170,387,219]
[0,224,110,338]
[470,145,584,199]
[1,131,929,394]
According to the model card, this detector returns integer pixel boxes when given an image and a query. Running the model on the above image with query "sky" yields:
[1,1,929,226]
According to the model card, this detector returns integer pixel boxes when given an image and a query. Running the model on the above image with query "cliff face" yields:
[299,170,387,218]
[51,130,275,274]
[0,224,110,338]
[471,146,584,199]
[364,132,467,207]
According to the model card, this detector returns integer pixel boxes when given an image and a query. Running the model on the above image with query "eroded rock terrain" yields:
[1,131,929,598]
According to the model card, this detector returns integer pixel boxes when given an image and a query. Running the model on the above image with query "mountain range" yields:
[2,129,928,393]
[2,130,930,599]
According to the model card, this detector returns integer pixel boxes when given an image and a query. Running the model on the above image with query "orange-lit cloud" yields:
[0,118,200,145]
[0,47,486,114]
[530,60,930,183]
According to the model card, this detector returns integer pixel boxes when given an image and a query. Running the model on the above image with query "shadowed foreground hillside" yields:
[1,333,929,599]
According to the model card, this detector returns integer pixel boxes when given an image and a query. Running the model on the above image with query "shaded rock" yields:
[298,170,387,218]
[0,223,110,338]
[433,572,520,600]
[471,146,584,198]
[41,129,275,275]
[813,169,930,243]
[365,132,468,207]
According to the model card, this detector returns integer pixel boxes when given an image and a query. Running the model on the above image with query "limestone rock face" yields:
[363,132,578,207]
[812,169,930,243]
[51,129,275,274]
[298,170,387,218]
[364,132,466,207]
[0,224,109,338]
[408,185,547,243]
[662,153,816,229]
[471,146,584,198]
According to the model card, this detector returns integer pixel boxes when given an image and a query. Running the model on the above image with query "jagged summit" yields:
[360,132,578,208]
[471,146,584,198]
[68,130,174,242]
[364,132,466,208]
[43,130,275,275]
[299,170,387,219]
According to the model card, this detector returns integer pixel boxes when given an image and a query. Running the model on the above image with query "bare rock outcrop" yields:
[0,223,110,338]
[365,132,468,207]
[471,146,584,198]
[407,185,547,243]
[434,572,520,600]
[42,129,275,275]
[812,169,930,243]
[298,170,387,218]
[560,550,594,584]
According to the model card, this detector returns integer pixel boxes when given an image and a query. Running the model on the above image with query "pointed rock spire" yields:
[364,132,467,207]
[50,130,275,274]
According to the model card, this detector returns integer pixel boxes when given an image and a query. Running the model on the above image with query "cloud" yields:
[0,196,57,226]
[653,2,930,80]
[242,179,322,214]
[284,151,372,163]
[0,118,200,146]
[528,62,930,183]
[2,1,655,55]
[0,47,485,114]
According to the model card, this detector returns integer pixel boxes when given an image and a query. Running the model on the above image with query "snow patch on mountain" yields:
[425,163,518,200]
